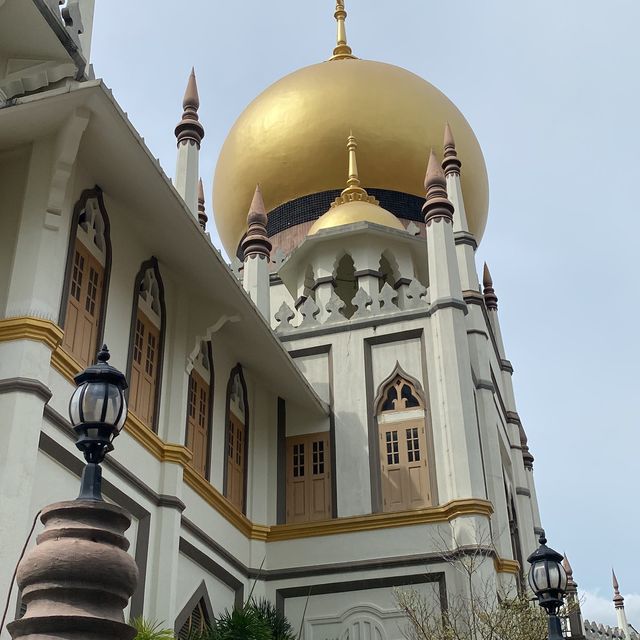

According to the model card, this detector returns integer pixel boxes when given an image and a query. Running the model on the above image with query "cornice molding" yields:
[0,316,63,350]
[494,557,521,575]
[266,499,494,542]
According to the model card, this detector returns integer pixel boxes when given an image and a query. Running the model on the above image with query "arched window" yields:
[224,365,249,512]
[185,341,213,478]
[177,598,210,640]
[374,367,433,513]
[60,188,111,368]
[175,584,213,640]
[127,258,166,431]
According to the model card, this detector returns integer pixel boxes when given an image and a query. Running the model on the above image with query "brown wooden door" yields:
[379,420,431,512]
[62,241,104,367]
[129,310,160,427]
[226,412,245,511]
[186,371,210,476]
[286,432,332,523]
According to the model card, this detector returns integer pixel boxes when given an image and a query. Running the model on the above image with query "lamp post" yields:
[8,346,138,640]
[527,530,568,640]
[69,344,128,500]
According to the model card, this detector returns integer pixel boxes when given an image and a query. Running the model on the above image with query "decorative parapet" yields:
[275,277,430,334]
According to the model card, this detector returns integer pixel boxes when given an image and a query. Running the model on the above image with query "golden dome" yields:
[309,200,405,235]
[213,58,489,256]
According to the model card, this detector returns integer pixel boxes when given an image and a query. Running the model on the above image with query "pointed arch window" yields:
[60,188,111,368]
[127,258,166,431]
[224,365,249,513]
[374,367,433,513]
[185,342,213,478]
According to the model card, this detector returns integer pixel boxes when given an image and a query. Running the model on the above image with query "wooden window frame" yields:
[58,187,112,366]
[285,431,332,524]
[125,257,166,433]
[222,364,249,515]
[184,342,214,480]
[373,363,437,513]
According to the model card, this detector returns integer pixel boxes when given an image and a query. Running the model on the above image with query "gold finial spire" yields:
[331,132,378,207]
[331,0,356,60]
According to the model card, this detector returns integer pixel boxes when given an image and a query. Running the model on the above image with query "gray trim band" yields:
[500,359,514,374]
[0,377,53,403]
[475,379,495,392]
[279,308,430,341]
[275,572,447,617]
[454,231,478,249]
[428,297,468,316]
[515,487,531,497]
[354,269,382,278]
[179,538,244,609]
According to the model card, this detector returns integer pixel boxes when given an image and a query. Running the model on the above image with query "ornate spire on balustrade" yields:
[240,185,272,261]
[422,149,454,225]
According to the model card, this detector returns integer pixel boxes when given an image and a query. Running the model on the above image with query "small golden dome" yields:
[213,22,489,255]
[309,200,405,235]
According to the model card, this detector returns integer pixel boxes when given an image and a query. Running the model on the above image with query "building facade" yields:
[0,2,543,638]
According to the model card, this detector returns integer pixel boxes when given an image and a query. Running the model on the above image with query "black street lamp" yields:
[68,344,128,500]
[527,530,568,640]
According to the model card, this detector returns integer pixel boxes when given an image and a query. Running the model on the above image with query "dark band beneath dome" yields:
[265,189,426,237]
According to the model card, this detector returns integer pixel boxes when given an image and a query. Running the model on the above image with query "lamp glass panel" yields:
[69,386,83,425]
[81,382,108,423]
[115,396,127,432]
[547,563,560,590]
[101,384,125,430]
[532,563,550,592]
[559,564,568,591]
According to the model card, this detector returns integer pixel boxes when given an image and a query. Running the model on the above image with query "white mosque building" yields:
[0,2,550,638]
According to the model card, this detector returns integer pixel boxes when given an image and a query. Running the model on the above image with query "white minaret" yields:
[442,123,478,291]
[240,185,272,319]
[174,68,204,218]
[613,570,632,640]
[422,150,485,517]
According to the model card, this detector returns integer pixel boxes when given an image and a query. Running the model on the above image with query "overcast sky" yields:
[90,0,640,625]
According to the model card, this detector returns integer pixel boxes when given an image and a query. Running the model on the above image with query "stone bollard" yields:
[8,499,138,640]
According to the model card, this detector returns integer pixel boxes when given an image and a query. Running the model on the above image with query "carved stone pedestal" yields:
[8,500,138,640]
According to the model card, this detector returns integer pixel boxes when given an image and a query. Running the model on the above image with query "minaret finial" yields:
[331,133,378,207]
[197,179,207,231]
[330,0,356,60]
[175,67,204,148]
[613,569,625,608]
[422,149,454,225]
[442,123,462,177]
[240,185,272,261]
[482,263,498,310]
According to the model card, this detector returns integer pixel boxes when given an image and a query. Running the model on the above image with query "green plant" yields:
[193,607,272,640]
[131,617,175,640]
[251,598,296,640]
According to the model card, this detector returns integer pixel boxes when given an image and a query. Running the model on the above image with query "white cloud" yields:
[582,590,640,630]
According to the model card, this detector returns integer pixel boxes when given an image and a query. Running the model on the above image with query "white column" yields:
[422,153,485,535]
[243,255,271,320]
[175,142,199,216]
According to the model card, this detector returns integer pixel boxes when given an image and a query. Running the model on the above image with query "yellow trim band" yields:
[494,557,521,575]
[0,316,63,350]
